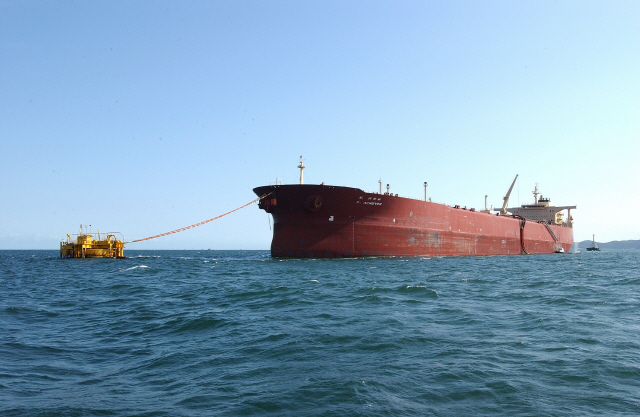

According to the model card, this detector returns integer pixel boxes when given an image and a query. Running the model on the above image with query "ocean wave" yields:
[2,249,639,416]
[120,265,149,272]
[397,285,439,297]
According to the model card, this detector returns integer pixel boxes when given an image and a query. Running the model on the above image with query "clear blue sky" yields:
[1,1,638,249]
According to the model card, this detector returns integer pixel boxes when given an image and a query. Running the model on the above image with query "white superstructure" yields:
[507,184,576,226]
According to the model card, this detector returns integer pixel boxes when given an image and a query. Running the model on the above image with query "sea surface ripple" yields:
[1,250,639,416]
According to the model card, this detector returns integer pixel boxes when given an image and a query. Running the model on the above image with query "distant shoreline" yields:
[574,240,640,250]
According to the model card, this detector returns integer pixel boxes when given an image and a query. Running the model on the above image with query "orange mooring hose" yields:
[127,193,272,243]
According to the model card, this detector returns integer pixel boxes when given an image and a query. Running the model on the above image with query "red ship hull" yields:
[253,184,573,258]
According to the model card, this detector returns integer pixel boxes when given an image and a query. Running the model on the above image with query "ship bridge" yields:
[506,185,576,226]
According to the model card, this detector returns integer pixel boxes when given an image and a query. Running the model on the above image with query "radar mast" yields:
[297,156,305,185]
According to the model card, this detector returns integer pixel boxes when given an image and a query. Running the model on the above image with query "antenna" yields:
[297,156,305,185]
[424,182,428,202]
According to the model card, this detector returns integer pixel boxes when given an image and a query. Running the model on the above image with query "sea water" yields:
[1,250,639,416]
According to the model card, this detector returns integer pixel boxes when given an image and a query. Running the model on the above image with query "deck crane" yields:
[501,175,518,215]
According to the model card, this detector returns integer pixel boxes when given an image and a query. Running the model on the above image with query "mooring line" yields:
[127,193,272,243]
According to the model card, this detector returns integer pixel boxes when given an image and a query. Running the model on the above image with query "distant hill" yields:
[574,240,640,250]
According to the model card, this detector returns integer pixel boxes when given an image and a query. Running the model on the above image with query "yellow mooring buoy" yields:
[60,225,125,258]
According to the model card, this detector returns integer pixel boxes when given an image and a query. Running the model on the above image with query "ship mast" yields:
[297,156,305,185]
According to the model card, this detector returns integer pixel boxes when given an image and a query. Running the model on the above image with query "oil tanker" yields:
[254,159,575,258]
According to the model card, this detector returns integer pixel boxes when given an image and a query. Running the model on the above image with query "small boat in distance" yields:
[586,234,601,251]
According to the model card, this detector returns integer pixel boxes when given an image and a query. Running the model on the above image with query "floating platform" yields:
[60,230,125,258]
